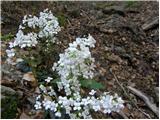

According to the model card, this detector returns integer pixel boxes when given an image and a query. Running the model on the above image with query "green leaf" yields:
[90,80,105,89]
[79,78,105,90]
[50,78,60,84]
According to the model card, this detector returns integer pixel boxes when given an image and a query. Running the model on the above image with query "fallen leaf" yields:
[35,87,41,94]
[22,72,38,88]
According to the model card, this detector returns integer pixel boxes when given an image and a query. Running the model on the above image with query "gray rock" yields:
[1,85,16,96]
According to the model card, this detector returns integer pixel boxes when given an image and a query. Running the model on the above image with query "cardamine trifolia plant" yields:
[6,9,124,119]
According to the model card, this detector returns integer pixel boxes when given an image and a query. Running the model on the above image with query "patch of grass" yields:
[1,33,14,41]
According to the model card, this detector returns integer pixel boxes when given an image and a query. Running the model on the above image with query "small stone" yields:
[122,37,126,41]
[136,52,140,55]
[142,42,145,45]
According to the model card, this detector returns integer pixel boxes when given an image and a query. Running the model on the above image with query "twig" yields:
[154,87,159,101]
[142,17,159,31]
[128,86,159,117]
[109,69,128,97]
[80,10,91,21]
[109,69,152,118]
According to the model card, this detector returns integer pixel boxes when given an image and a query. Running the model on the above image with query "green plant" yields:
[1,33,14,41]
[6,9,124,119]
[1,95,18,119]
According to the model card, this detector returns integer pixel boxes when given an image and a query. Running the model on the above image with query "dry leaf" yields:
[22,72,38,88]
[35,87,41,94]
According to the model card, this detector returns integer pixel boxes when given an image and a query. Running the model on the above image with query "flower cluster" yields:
[35,85,124,118]
[6,9,61,64]
[35,35,124,118]
[53,34,96,96]
[5,9,124,119]
[22,9,61,38]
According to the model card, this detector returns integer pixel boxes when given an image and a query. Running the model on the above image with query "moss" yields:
[1,95,18,119]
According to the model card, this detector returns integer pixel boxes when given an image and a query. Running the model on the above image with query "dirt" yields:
[1,1,159,119]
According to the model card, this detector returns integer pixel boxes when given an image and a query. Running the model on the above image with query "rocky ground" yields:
[1,1,159,119]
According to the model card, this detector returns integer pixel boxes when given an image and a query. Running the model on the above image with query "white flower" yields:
[30,30,124,118]
[36,95,41,100]
[55,111,61,117]
[14,30,38,48]
[6,49,15,58]
[19,25,25,29]
[48,86,56,96]
[65,106,71,114]
[57,82,63,91]
[54,35,96,96]
[73,102,81,110]
[9,42,15,48]
[81,98,89,106]
[34,101,42,109]
[12,9,61,49]
[92,102,101,111]
[52,63,57,71]
[43,99,52,110]
[58,96,70,107]
[89,89,96,96]
[45,77,53,83]
[50,101,57,111]
[39,84,47,93]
